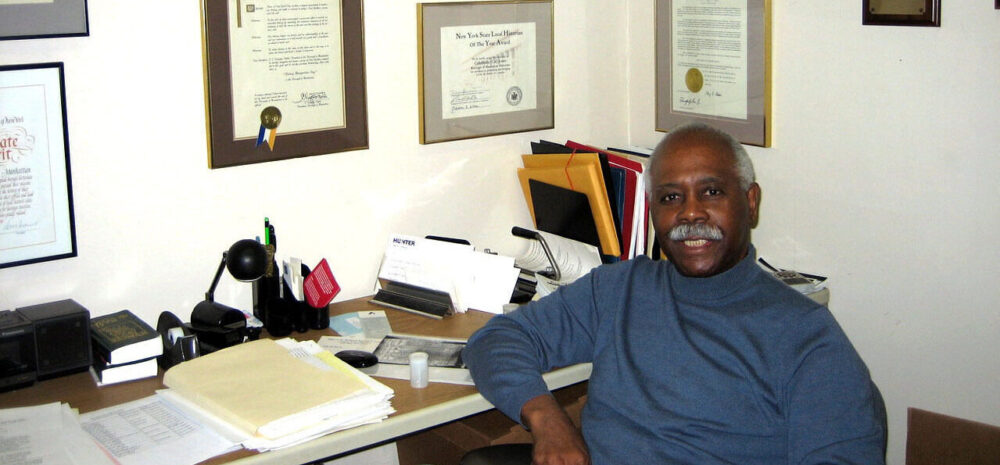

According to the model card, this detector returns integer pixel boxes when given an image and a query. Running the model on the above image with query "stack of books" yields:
[158,338,394,452]
[89,310,163,386]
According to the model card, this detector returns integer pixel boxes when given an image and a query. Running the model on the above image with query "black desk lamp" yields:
[190,239,268,353]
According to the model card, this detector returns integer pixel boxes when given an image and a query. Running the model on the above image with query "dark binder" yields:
[528,179,601,249]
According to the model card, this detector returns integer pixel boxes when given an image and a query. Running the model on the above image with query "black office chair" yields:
[459,443,533,465]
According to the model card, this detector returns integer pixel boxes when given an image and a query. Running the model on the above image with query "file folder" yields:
[517,160,621,257]
[527,179,601,249]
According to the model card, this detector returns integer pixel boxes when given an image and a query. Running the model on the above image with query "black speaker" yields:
[16,299,92,380]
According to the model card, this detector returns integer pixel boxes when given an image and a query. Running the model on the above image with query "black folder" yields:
[528,179,601,249]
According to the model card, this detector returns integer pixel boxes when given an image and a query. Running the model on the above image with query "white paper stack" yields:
[159,338,394,452]
[1,402,117,465]
[377,234,521,314]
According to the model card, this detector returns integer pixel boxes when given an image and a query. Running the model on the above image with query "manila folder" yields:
[162,339,370,438]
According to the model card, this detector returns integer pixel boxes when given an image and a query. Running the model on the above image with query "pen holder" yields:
[262,294,295,337]
[281,278,313,333]
[304,304,330,330]
[253,259,290,335]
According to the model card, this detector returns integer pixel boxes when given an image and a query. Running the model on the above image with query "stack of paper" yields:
[377,234,521,314]
[159,338,394,452]
[1,402,117,465]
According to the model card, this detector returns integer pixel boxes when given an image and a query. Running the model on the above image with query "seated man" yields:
[463,122,886,465]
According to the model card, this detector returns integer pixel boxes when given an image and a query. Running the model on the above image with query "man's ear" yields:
[746,182,761,228]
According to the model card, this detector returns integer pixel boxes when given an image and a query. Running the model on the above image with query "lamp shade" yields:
[226,239,268,281]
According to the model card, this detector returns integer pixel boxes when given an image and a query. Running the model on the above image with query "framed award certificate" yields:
[655,0,771,147]
[418,1,554,144]
[0,0,89,41]
[202,0,368,168]
[0,63,78,269]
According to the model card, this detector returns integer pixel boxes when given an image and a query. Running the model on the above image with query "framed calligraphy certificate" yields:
[0,63,77,269]
[655,0,771,147]
[418,0,554,144]
[0,0,89,41]
[202,0,368,168]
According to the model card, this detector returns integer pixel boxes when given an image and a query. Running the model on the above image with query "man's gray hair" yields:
[644,122,756,193]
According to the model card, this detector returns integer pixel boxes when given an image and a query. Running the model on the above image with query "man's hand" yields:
[521,394,590,465]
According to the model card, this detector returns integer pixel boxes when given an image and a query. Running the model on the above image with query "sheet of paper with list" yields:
[0,402,116,465]
[79,395,238,465]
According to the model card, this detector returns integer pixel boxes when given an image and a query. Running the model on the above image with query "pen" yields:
[264,217,270,246]
[268,224,276,252]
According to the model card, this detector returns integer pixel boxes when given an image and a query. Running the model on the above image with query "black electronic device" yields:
[0,310,36,391]
[15,299,92,380]
[335,350,378,369]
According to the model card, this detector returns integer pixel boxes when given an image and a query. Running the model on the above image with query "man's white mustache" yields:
[668,223,723,241]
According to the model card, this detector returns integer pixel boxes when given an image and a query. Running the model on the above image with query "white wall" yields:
[3,1,998,464]
[626,2,1000,464]
[0,0,627,313]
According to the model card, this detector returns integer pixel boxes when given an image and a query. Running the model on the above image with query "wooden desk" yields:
[0,297,591,465]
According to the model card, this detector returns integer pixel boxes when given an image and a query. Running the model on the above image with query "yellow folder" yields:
[521,152,602,169]
[517,158,621,257]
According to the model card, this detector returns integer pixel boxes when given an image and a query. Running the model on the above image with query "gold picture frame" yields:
[654,0,772,147]
[201,0,368,168]
[417,0,554,144]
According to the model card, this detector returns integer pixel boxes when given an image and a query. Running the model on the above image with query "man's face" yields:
[648,134,760,277]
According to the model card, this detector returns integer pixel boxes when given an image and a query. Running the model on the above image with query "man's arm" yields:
[785,311,887,465]
[521,394,590,465]
[464,274,600,423]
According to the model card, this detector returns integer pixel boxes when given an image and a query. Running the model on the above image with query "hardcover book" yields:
[90,356,158,386]
[90,310,163,365]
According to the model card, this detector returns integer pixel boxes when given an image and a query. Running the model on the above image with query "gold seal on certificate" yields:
[257,106,282,151]
[685,68,704,93]
[260,106,282,129]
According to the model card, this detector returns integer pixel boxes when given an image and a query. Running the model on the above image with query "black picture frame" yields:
[0,63,78,269]
[0,0,89,41]
[862,0,940,27]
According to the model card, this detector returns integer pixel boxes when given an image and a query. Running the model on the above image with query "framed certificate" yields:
[655,0,771,147]
[418,0,554,144]
[202,0,368,168]
[0,0,89,41]
[0,63,78,269]
[862,0,940,27]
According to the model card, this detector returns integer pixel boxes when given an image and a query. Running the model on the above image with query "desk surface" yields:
[0,297,591,465]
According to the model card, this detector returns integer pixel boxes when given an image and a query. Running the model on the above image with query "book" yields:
[90,310,163,365]
[90,356,158,386]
